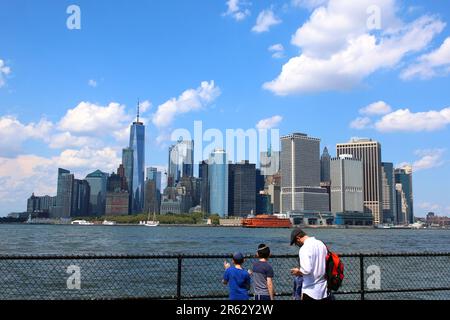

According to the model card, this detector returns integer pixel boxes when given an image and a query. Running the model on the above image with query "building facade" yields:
[199,160,210,214]
[129,111,145,214]
[228,161,256,217]
[395,166,414,224]
[381,162,397,224]
[168,139,194,186]
[51,168,74,218]
[260,147,280,176]
[208,149,228,217]
[330,156,364,214]
[320,147,331,183]
[336,138,383,224]
[280,133,329,214]
[85,170,108,216]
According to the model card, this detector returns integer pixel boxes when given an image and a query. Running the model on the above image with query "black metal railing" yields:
[0,252,449,300]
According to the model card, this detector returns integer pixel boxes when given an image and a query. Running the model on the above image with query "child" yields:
[251,244,275,300]
[223,252,251,300]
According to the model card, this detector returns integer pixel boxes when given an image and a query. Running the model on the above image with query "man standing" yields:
[290,228,329,301]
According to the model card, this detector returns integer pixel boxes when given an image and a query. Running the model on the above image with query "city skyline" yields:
[1,0,450,216]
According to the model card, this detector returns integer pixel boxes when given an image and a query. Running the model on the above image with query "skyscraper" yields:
[129,103,145,214]
[280,133,329,214]
[208,149,228,217]
[330,156,364,214]
[395,165,414,224]
[85,170,108,216]
[228,161,256,217]
[199,160,210,214]
[71,179,90,217]
[336,138,383,224]
[168,139,194,186]
[105,165,129,216]
[122,147,133,213]
[381,162,397,224]
[51,168,74,218]
[260,146,280,176]
[320,147,331,183]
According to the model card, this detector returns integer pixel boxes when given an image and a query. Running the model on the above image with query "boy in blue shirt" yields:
[223,252,251,300]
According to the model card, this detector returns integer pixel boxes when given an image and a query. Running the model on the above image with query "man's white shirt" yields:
[299,237,328,300]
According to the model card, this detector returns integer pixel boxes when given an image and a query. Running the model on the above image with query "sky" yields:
[0,0,449,217]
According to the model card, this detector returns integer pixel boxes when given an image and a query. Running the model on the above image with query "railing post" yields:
[177,256,182,300]
[360,255,365,301]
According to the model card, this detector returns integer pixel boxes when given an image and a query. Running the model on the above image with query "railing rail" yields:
[0,252,449,300]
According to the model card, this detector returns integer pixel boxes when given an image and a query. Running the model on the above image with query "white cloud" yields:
[375,107,450,132]
[268,44,285,59]
[398,149,446,172]
[350,117,372,130]
[49,132,101,149]
[360,101,392,115]
[139,100,152,113]
[252,9,282,33]
[58,102,131,135]
[418,202,442,211]
[88,79,97,87]
[0,59,11,88]
[223,0,251,21]
[291,0,328,10]
[152,81,221,128]
[264,0,445,95]
[401,37,450,80]
[0,116,53,157]
[256,115,283,130]
[0,146,122,215]
[412,149,446,171]
[57,147,120,173]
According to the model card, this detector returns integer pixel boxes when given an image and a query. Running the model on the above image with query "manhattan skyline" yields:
[1,0,450,217]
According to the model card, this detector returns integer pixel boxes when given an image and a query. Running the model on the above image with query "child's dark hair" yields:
[257,243,270,259]
[233,257,244,265]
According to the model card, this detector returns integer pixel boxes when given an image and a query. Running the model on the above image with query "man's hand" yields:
[290,267,302,276]
[224,260,231,270]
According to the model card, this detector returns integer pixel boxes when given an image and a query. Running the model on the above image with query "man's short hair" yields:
[257,243,270,258]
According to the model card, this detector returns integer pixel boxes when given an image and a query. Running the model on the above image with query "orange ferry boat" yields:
[242,215,292,228]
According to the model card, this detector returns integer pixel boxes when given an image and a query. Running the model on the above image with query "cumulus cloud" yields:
[350,117,372,130]
[152,81,221,128]
[360,101,392,115]
[0,146,122,215]
[223,0,251,21]
[58,102,131,135]
[263,0,445,95]
[399,149,446,172]
[49,132,101,149]
[0,116,53,157]
[268,44,285,59]
[139,100,152,113]
[401,37,450,80]
[375,106,450,132]
[291,0,328,10]
[252,9,282,33]
[256,115,283,130]
[0,59,11,88]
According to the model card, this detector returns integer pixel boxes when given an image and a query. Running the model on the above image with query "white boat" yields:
[102,220,116,226]
[142,211,159,227]
[71,220,94,225]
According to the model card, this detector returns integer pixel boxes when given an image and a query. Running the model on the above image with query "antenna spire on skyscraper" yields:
[137,98,140,123]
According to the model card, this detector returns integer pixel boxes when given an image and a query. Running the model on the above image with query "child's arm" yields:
[267,277,275,300]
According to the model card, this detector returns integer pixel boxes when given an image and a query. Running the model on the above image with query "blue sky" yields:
[0,0,449,216]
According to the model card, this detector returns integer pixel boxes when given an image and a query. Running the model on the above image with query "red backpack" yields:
[324,246,344,292]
